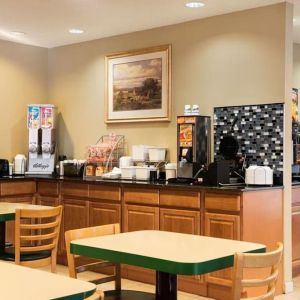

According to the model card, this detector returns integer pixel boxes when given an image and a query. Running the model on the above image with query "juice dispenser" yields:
[177,115,211,178]
[27,104,57,174]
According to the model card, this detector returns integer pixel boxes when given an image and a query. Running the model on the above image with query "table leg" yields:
[0,222,5,253]
[155,271,177,300]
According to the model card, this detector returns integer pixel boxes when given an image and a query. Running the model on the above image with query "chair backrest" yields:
[231,242,283,300]
[65,223,120,279]
[14,205,63,267]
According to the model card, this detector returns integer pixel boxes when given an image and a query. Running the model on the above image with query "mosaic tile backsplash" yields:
[214,103,284,177]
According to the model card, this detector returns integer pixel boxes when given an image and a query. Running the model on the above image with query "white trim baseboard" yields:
[284,281,294,294]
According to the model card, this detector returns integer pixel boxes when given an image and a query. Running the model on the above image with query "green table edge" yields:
[51,287,96,300]
[0,213,15,222]
[71,243,266,276]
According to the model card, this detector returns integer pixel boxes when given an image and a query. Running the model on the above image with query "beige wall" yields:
[293,43,300,91]
[0,40,48,160]
[48,3,287,161]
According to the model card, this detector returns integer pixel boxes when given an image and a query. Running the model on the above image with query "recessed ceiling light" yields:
[69,28,84,34]
[10,31,26,36]
[185,1,205,8]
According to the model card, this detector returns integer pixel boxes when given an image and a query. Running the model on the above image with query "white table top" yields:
[71,230,265,275]
[0,261,96,300]
[0,202,52,222]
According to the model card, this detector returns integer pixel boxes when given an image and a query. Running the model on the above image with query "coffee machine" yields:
[26,104,57,174]
[177,116,211,178]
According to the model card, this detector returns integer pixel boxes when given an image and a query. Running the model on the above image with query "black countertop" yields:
[0,174,283,192]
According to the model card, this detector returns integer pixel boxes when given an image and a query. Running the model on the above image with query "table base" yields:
[156,271,177,300]
[0,222,5,252]
[104,290,155,300]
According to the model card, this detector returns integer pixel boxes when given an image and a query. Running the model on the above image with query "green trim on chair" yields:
[71,243,265,276]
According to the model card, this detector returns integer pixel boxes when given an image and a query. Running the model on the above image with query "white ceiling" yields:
[0,0,296,48]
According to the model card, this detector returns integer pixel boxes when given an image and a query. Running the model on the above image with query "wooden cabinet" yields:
[292,205,300,276]
[61,198,88,257]
[124,204,159,232]
[204,192,241,296]
[160,208,206,295]
[160,189,200,209]
[61,182,88,198]
[123,186,159,283]
[123,199,159,284]
[160,208,200,235]
[123,187,159,205]
[0,181,36,196]
[37,196,60,207]
[205,212,240,289]
[89,184,121,202]
[0,178,283,299]
[293,187,300,276]
[89,201,121,227]
[37,181,59,196]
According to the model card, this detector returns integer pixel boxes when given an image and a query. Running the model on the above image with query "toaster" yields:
[0,159,9,177]
[245,166,273,185]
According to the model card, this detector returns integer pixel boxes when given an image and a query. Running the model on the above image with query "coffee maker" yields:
[26,104,57,174]
[177,116,211,178]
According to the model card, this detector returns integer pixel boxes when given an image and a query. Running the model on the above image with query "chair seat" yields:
[2,247,51,262]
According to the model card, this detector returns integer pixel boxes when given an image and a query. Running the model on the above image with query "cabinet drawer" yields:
[37,181,59,196]
[160,190,200,209]
[89,184,121,201]
[205,193,240,212]
[1,181,36,196]
[61,182,88,198]
[124,188,159,205]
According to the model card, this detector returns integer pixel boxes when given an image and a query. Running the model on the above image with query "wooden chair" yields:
[231,242,283,300]
[85,290,104,300]
[65,223,121,290]
[6,205,62,273]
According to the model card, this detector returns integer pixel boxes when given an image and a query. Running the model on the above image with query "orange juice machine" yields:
[26,104,57,174]
[177,116,211,178]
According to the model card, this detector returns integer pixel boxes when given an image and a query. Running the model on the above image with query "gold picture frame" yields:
[105,45,171,123]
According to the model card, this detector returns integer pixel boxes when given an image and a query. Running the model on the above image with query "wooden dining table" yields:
[0,260,96,299]
[71,230,266,300]
[0,202,52,254]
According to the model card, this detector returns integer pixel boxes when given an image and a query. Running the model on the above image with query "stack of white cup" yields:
[184,105,200,115]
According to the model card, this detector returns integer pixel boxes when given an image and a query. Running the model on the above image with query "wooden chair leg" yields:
[115,264,121,291]
[51,251,57,273]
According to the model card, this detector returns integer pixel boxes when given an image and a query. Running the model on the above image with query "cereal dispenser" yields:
[26,104,57,174]
[177,115,211,178]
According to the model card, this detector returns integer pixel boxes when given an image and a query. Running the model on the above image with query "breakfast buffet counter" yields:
[0,174,283,191]
[0,175,283,300]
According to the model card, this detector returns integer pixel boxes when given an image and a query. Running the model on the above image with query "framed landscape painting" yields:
[105,45,171,123]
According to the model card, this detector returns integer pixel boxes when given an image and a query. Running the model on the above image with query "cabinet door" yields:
[160,208,206,295]
[160,208,200,234]
[61,198,88,255]
[89,201,121,227]
[123,204,159,284]
[124,204,159,232]
[205,212,240,287]
[3,196,34,244]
